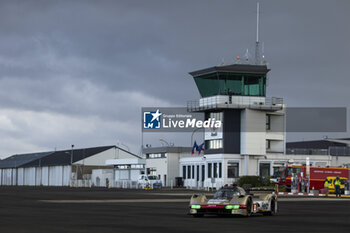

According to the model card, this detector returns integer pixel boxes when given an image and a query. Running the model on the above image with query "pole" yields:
[256,2,259,43]
[71,144,74,186]
[306,157,310,193]
[255,2,260,65]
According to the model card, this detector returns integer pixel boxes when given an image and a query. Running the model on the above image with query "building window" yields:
[227,162,239,178]
[266,115,271,130]
[116,165,130,169]
[213,163,218,178]
[208,163,212,178]
[208,112,223,122]
[201,165,205,182]
[205,139,223,150]
[266,140,271,150]
[182,166,186,179]
[219,163,222,178]
[147,167,157,175]
[259,163,271,178]
[196,165,200,181]
[131,164,144,169]
[187,166,191,179]
[194,74,266,97]
[147,153,166,159]
[192,165,195,179]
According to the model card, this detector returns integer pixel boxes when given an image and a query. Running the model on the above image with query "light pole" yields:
[71,145,74,186]
[71,144,74,164]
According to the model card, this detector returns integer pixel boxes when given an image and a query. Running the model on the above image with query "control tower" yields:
[182,62,286,188]
[180,3,286,188]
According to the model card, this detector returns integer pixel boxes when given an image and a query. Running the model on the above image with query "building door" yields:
[96,177,100,186]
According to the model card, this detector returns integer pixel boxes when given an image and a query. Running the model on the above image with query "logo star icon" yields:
[151,109,162,122]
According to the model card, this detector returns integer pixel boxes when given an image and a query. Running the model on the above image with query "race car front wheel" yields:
[245,197,252,217]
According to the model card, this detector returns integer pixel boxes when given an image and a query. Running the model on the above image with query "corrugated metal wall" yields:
[0,166,72,186]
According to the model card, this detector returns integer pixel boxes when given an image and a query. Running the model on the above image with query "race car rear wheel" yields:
[271,199,277,215]
[265,199,278,216]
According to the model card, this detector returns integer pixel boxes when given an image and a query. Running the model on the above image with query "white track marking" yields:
[40,197,350,204]
[40,199,189,203]
[279,198,350,202]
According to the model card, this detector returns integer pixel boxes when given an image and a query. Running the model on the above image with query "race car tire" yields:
[245,197,253,217]
[264,198,277,216]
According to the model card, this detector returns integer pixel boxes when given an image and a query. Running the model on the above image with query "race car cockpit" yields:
[213,186,246,199]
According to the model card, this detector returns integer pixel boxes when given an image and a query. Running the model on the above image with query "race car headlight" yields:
[191,205,201,209]
[225,205,240,209]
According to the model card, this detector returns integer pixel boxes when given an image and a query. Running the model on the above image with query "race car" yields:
[188,184,278,217]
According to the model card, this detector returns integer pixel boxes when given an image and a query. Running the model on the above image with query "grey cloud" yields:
[0,0,349,156]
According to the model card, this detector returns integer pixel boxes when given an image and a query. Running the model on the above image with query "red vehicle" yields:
[276,166,349,191]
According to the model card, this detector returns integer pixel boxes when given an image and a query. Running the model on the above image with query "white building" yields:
[91,169,114,187]
[179,63,350,189]
[0,145,137,187]
[142,146,192,187]
[105,157,145,188]
[179,63,286,189]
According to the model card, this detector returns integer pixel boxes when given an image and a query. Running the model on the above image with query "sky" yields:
[0,0,349,158]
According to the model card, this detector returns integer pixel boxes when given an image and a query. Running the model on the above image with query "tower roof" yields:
[189,64,270,77]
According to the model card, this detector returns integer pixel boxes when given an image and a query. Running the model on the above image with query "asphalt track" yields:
[0,187,350,233]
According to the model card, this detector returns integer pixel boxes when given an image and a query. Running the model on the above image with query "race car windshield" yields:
[213,188,242,199]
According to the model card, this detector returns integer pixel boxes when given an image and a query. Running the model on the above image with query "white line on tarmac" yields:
[40,198,350,204]
[40,199,189,203]
[279,198,350,202]
[145,193,194,196]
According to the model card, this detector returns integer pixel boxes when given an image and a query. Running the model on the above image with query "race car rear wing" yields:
[242,184,278,194]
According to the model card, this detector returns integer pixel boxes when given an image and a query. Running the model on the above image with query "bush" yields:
[237,176,271,187]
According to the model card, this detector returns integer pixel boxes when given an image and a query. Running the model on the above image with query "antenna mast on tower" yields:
[255,2,260,65]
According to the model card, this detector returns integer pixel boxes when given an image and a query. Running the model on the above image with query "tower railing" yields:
[187,95,283,112]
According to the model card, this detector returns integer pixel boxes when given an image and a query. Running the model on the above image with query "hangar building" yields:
[0,145,137,187]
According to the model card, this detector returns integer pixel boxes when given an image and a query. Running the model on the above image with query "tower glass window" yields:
[205,139,223,149]
[207,112,223,122]
[266,115,271,130]
[193,72,266,98]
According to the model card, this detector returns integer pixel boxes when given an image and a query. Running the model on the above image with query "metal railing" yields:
[187,95,283,112]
